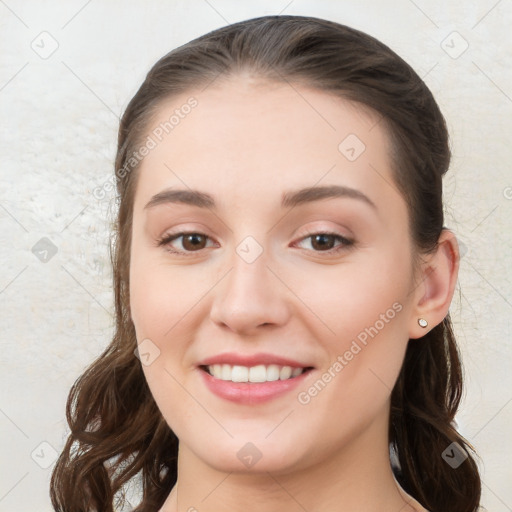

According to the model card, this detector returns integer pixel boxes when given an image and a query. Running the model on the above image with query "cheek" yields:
[292,308,409,456]
[290,252,411,413]
[129,254,207,403]
[289,250,411,344]
[129,252,197,340]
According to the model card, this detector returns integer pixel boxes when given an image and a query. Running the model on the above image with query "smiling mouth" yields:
[199,364,314,383]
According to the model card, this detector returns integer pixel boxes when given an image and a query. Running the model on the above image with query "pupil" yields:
[181,234,336,252]
[184,234,205,250]
[313,234,334,251]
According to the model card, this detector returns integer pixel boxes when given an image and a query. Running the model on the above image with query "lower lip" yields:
[198,368,312,405]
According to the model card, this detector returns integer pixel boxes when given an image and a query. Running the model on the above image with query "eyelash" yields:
[156,230,355,257]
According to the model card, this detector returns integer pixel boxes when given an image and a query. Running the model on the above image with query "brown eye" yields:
[295,231,354,255]
[181,233,207,251]
[157,232,215,255]
[310,234,337,251]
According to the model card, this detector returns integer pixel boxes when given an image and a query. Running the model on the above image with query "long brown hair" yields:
[50,15,481,512]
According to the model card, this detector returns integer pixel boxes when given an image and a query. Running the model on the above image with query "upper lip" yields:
[197,352,314,368]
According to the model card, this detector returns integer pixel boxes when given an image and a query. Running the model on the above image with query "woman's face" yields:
[129,76,421,473]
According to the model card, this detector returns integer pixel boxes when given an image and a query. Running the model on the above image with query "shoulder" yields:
[398,487,430,512]
[393,474,430,512]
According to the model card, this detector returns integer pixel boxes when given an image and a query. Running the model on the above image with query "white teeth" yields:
[211,364,222,379]
[249,365,267,382]
[231,365,249,382]
[279,366,292,380]
[266,364,280,381]
[291,367,303,377]
[221,364,231,380]
[205,364,307,382]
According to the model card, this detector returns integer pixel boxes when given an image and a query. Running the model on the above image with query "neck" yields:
[160,413,423,512]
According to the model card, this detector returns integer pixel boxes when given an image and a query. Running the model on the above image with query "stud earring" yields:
[418,318,428,328]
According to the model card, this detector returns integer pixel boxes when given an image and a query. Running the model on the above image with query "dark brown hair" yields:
[50,15,481,512]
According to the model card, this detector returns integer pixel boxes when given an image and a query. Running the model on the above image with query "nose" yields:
[209,249,291,335]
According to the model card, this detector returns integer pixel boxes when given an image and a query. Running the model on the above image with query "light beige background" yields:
[0,0,511,510]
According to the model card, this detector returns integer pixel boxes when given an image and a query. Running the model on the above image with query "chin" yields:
[182,432,309,474]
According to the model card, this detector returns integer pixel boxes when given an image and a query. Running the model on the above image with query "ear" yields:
[408,229,460,339]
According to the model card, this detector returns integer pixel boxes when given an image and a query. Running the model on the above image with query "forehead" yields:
[132,76,401,215]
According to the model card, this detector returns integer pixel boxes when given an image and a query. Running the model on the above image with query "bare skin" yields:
[128,74,457,512]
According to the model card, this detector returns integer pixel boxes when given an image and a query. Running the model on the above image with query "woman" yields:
[51,15,482,512]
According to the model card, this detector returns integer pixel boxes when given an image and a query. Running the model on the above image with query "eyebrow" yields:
[143,185,377,211]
